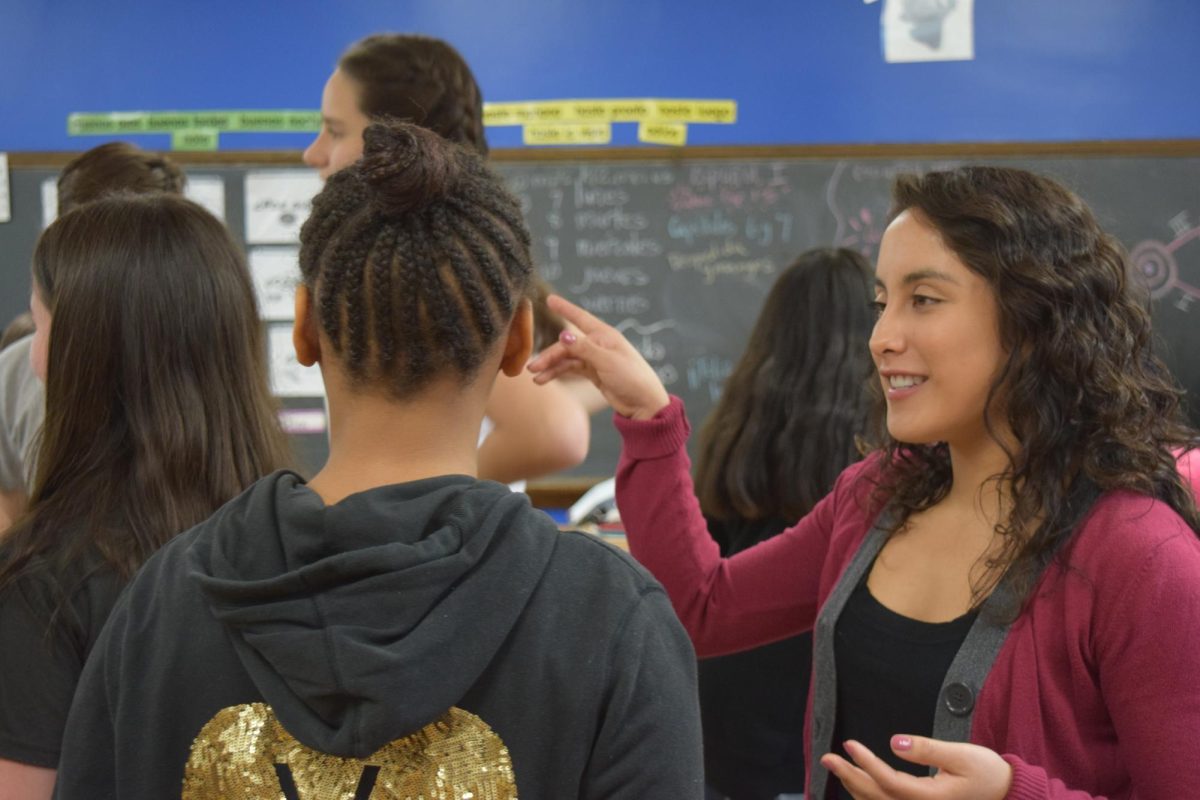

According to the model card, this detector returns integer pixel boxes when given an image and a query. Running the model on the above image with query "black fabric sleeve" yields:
[51,584,124,800]
[0,575,84,768]
[581,586,704,799]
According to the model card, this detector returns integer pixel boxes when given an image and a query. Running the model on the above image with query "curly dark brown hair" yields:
[868,166,1200,614]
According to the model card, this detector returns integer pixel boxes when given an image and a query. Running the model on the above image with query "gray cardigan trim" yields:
[807,510,1018,798]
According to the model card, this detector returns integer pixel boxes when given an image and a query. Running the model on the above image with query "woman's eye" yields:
[913,294,939,308]
[870,300,886,317]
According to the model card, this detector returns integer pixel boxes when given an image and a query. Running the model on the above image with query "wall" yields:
[1,0,1198,152]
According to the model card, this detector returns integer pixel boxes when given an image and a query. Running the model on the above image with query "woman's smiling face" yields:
[869,209,1008,450]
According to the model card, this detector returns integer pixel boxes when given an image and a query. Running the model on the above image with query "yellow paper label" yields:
[523,123,613,146]
[638,122,688,146]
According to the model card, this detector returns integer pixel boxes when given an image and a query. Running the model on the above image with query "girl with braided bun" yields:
[529,165,1200,799]
[54,121,702,800]
[303,33,591,485]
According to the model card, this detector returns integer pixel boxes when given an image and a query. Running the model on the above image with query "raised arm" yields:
[529,296,837,656]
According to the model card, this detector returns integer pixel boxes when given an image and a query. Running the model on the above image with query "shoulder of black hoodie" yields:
[55,514,705,799]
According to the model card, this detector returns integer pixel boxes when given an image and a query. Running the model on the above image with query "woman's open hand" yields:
[527,295,670,421]
[822,736,1012,800]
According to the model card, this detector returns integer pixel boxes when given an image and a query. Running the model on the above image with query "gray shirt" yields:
[0,335,43,492]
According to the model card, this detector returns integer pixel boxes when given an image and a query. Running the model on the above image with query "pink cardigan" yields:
[615,398,1200,800]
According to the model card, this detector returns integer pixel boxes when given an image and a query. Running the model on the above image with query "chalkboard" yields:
[1,150,1198,478]
[495,154,1200,475]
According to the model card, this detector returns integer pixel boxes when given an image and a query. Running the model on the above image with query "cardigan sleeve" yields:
[614,396,851,658]
[1003,504,1200,800]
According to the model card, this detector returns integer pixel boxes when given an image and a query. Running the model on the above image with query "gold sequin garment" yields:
[181,703,518,799]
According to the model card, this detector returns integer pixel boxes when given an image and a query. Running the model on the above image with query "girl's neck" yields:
[306,374,493,507]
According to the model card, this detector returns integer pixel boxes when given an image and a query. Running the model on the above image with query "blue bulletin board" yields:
[1,0,1198,152]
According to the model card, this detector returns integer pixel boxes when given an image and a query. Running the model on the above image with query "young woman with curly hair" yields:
[530,165,1200,800]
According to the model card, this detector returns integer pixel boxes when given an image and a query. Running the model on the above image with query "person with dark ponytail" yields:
[530,165,1200,799]
[303,33,591,485]
[694,248,874,799]
[54,122,702,799]
[0,192,291,798]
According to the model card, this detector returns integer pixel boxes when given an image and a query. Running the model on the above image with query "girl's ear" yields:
[499,300,534,377]
[292,285,322,367]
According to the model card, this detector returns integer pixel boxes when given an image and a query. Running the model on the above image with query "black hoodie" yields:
[54,471,702,799]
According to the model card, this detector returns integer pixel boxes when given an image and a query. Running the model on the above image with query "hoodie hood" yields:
[186,470,558,758]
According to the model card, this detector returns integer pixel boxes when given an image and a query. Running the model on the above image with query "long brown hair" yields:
[870,166,1200,612]
[338,34,488,156]
[695,248,875,522]
[0,193,291,591]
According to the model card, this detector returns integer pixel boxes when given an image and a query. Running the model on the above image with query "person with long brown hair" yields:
[693,248,874,799]
[0,192,291,798]
[0,142,188,532]
[530,165,1200,799]
[302,33,591,485]
[53,122,700,799]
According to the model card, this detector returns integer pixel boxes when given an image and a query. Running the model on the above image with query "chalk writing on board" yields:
[1131,211,1200,313]
[615,318,680,386]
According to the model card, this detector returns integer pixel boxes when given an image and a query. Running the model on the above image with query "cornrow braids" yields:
[298,121,533,399]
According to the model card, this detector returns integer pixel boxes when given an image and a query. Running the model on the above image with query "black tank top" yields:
[830,579,978,799]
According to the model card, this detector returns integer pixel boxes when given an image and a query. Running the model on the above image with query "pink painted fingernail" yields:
[893,735,913,751]
[559,331,577,345]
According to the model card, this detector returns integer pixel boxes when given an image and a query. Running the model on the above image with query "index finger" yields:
[547,294,609,335]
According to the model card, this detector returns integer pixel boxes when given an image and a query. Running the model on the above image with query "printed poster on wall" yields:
[0,154,10,224]
[267,323,324,398]
[883,0,975,63]
[249,247,300,320]
[245,170,322,245]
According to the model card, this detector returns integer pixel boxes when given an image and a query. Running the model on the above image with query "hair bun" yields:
[359,121,460,216]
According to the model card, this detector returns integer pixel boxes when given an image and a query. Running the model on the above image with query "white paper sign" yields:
[41,179,57,229]
[0,153,10,224]
[268,323,325,398]
[249,247,301,320]
[245,170,322,245]
[883,0,974,63]
[185,176,227,221]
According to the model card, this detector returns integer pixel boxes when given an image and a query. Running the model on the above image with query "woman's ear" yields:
[292,285,322,367]
[499,300,535,377]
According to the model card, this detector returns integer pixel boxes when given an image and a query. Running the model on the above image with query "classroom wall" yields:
[1,0,1198,152]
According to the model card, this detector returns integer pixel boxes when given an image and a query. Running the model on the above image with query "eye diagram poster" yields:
[245,170,322,245]
[883,0,975,63]
[249,247,301,321]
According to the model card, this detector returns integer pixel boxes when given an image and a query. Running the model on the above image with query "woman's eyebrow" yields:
[875,268,961,291]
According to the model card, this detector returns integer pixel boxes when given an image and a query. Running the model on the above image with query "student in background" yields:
[531,166,1200,799]
[54,122,701,799]
[0,143,187,531]
[303,33,590,484]
[0,192,291,799]
[694,248,874,800]
[0,314,34,352]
